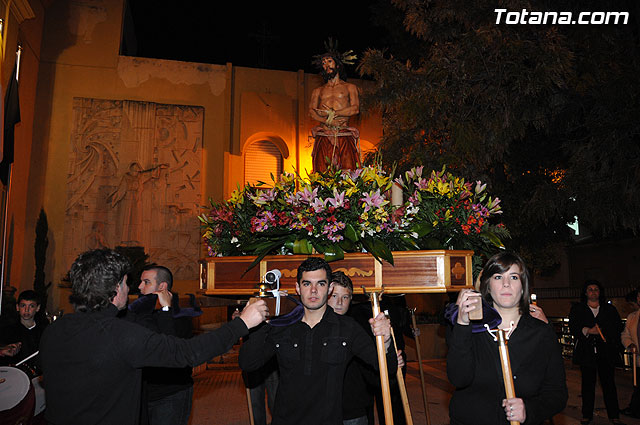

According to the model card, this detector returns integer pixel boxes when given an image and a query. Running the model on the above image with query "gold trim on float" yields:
[333,267,374,277]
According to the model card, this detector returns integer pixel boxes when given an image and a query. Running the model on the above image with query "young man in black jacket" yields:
[128,265,195,425]
[40,249,268,425]
[328,271,382,425]
[239,257,396,425]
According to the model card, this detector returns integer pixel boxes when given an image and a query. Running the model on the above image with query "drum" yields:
[0,366,35,425]
[32,375,45,417]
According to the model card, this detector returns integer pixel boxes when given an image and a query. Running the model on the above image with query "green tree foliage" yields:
[359,0,640,271]
[34,209,51,310]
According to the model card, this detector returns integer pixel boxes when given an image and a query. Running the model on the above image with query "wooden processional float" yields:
[199,250,475,425]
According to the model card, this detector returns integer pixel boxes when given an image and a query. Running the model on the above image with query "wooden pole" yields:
[369,291,394,425]
[245,387,255,425]
[409,308,431,425]
[497,329,519,425]
[595,324,606,342]
[633,350,637,387]
[388,322,413,425]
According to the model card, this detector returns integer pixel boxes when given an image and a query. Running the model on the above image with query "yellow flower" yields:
[361,167,377,183]
[229,189,244,205]
[374,173,390,188]
[308,173,323,184]
[342,178,358,196]
[281,173,295,185]
[437,181,450,195]
[373,208,389,221]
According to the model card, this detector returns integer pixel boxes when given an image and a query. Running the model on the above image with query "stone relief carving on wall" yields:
[64,98,203,280]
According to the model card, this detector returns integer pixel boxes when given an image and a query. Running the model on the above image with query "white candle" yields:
[391,183,403,207]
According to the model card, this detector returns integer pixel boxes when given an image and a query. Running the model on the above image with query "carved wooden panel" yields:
[64,98,203,280]
[199,250,474,295]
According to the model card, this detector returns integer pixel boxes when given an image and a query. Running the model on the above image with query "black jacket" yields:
[239,306,397,425]
[568,301,623,367]
[447,314,567,425]
[0,318,48,372]
[41,304,248,425]
[125,293,194,401]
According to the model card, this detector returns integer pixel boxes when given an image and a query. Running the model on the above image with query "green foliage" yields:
[359,0,640,272]
[34,209,51,308]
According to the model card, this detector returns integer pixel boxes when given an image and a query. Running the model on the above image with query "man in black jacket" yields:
[129,265,195,425]
[239,257,396,425]
[40,249,268,425]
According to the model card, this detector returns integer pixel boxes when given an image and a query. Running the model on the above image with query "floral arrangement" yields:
[394,166,508,261]
[199,165,508,269]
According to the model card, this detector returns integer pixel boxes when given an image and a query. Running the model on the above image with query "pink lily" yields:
[361,189,386,213]
[298,187,319,204]
[327,189,346,208]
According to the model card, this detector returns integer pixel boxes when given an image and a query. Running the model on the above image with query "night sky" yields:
[124,1,387,73]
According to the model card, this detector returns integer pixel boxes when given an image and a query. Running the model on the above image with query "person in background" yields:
[624,289,639,312]
[127,265,195,425]
[328,271,405,425]
[569,280,625,425]
[40,248,268,425]
[0,290,48,372]
[621,288,640,419]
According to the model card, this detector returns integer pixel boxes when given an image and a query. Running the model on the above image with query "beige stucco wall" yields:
[10,0,382,313]
[1,0,44,309]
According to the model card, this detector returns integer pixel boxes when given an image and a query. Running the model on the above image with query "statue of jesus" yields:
[309,43,361,172]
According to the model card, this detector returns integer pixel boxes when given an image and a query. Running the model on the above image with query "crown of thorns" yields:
[312,39,357,68]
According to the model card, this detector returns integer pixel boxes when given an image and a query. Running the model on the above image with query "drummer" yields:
[0,290,47,372]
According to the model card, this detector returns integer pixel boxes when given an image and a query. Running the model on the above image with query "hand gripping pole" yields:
[486,324,519,425]
[364,286,394,425]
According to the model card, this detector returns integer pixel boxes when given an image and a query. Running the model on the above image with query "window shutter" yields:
[244,140,283,187]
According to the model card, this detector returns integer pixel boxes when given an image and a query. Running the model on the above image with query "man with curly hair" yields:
[40,249,268,425]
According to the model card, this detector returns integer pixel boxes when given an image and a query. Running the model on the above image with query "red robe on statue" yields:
[311,127,360,173]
